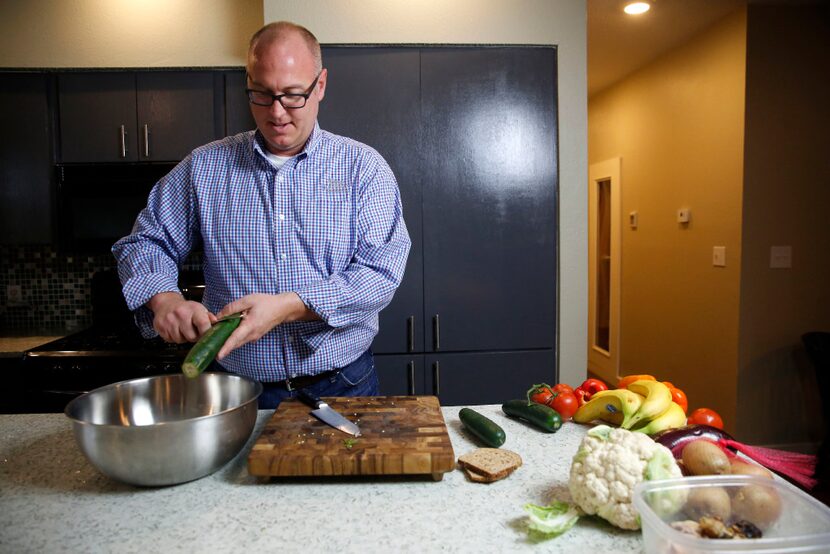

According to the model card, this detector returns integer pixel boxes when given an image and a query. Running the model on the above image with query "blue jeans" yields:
[256,349,378,409]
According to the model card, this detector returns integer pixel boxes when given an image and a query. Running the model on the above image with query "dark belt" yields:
[261,369,340,392]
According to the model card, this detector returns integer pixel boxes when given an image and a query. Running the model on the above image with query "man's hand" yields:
[148,292,216,343]
[215,292,318,359]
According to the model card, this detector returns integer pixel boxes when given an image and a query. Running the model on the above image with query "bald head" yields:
[248,21,322,74]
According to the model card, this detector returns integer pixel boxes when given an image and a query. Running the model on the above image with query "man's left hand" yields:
[215,292,318,359]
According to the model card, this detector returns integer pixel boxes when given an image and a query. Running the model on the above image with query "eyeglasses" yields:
[246,71,322,109]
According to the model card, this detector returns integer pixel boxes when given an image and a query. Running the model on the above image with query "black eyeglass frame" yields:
[245,70,323,109]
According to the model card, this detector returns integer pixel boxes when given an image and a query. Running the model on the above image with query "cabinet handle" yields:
[406,315,415,352]
[407,360,415,396]
[143,124,150,158]
[432,361,440,396]
[119,125,127,158]
[432,314,440,351]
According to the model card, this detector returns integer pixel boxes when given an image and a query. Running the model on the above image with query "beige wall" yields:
[588,10,747,433]
[0,0,588,387]
[0,0,263,67]
[737,5,830,447]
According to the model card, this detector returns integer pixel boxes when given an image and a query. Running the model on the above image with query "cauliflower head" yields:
[568,425,683,530]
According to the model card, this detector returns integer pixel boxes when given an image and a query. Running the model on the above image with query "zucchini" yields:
[502,399,562,433]
[181,318,241,378]
[459,407,506,447]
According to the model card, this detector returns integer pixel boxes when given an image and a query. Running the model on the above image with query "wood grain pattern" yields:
[247,396,455,478]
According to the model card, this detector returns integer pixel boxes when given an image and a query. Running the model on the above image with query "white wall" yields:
[264,0,589,386]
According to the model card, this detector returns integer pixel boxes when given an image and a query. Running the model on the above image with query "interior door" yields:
[319,47,424,355]
[420,48,558,352]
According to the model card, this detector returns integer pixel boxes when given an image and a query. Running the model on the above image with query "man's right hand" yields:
[147,292,216,343]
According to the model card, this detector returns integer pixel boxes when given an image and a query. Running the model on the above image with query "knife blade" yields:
[215,311,245,323]
[297,389,361,437]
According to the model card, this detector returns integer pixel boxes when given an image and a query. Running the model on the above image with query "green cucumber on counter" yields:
[502,399,562,433]
[459,407,506,447]
[181,317,241,378]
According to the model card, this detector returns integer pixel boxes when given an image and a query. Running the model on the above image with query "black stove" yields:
[17,269,203,413]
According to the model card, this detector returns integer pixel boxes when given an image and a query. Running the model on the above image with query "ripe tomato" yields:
[617,374,656,389]
[550,391,578,421]
[527,383,555,406]
[668,386,689,414]
[551,383,574,395]
[687,408,724,430]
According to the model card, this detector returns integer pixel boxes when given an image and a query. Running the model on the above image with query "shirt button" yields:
[288,336,295,343]
[280,253,287,260]
[278,214,285,220]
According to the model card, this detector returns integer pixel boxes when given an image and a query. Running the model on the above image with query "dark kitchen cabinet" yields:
[320,47,559,404]
[319,48,425,355]
[0,72,53,244]
[58,71,221,162]
[225,70,256,136]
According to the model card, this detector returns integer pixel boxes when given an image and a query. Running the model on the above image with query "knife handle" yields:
[297,389,322,409]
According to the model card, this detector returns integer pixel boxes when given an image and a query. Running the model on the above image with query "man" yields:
[113,21,411,408]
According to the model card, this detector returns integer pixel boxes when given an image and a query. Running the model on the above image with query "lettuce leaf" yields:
[524,501,580,538]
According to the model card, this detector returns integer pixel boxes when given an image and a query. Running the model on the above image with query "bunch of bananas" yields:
[572,380,686,435]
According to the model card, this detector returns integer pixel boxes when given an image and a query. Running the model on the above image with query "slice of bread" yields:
[458,448,522,482]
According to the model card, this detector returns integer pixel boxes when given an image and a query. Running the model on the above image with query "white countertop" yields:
[0,405,644,553]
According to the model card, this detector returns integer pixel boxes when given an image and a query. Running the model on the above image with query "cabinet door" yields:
[59,72,138,162]
[136,72,218,161]
[425,350,556,406]
[319,48,424,355]
[421,48,558,352]
[225,70,256,136]
[374,354,425,396]
[0,73,53,244]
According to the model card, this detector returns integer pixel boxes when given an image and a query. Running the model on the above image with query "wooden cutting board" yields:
[247,395,455,480]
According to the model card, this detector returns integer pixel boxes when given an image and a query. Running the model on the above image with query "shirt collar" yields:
[251,121,322,162]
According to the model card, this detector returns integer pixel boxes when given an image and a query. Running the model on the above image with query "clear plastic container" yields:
[633,475,830,553]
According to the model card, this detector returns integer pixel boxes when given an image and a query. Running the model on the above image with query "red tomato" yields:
[550,392,578,421]
[551,383,574,395]
[668,386,689,414]
[687,408,724,430]
[527,383,554,406]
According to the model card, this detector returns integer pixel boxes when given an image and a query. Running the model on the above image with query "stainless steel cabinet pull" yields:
[143,124,149,158]
[119,125,127,158]
[432,361,440,396]
[407,360,415,395]
[432,314,440,351]
[406,315,415,352]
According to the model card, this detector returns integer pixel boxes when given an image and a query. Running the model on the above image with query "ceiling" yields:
[588,0,746,97]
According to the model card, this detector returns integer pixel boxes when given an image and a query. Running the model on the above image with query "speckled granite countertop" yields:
[0,405,644,553]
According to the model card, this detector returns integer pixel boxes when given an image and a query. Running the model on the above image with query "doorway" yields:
[588,158,621,384]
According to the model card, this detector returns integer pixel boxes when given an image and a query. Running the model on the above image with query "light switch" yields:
[677,208,691,224]
[770,245,792,269]
[713,246,726,267]
[629,211,638,229]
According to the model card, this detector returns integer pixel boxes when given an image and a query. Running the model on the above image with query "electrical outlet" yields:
[7,284,24,305]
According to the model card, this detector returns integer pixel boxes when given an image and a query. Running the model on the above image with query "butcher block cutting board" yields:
[248,395,455,480]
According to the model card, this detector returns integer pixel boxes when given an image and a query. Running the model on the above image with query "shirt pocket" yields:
[294,182,354,269]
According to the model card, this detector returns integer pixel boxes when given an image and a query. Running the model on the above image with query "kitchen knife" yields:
[296,389,361,437]
[215,311,245,323]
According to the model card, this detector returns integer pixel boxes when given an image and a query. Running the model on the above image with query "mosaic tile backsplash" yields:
[0,245,200,332]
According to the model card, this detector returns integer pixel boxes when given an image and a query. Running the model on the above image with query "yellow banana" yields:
[631,401,687,435]
[573,388,644,427]
[626,380,673,429]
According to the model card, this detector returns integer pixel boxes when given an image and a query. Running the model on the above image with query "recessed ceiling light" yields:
[624,2,650,15]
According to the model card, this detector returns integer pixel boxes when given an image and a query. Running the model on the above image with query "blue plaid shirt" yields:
[113,124,410,382]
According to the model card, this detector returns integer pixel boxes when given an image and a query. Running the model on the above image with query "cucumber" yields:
[181,318,241,378]
[502,399,562,433]
[459,407,506,447]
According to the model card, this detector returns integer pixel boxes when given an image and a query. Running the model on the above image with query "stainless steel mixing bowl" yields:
[65,372,262,486]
